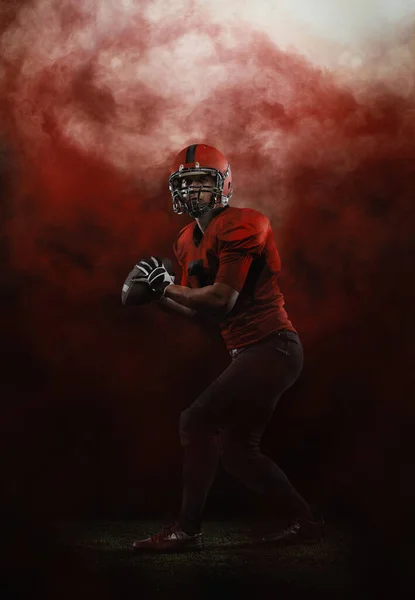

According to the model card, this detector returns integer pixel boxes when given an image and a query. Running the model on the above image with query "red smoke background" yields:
[1,0,414,550]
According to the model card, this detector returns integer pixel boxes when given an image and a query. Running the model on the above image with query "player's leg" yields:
[220,420,314,526]
[219,332,312,520]
[133,331,313,551]
[133,342,243,551]
[178,331,308,536]
[219,333,322,542]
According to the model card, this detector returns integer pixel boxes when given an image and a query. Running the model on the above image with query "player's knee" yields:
[179,407,200,446]
[179,406,214,447]
[220,437,259,470]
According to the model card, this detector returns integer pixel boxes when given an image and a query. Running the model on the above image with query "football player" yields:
[124,144,323,552]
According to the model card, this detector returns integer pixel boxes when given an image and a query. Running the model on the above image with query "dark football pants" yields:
[178,330,313,535]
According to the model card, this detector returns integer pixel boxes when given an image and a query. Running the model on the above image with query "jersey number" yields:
[188,259,215,287]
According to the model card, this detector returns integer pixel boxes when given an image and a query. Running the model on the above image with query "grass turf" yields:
[58,519,362,599]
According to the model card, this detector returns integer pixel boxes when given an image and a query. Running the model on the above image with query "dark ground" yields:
[2,514,414,599]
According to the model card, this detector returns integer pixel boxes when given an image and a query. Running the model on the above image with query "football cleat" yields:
[258,518,324,546]
[132,522,204,553]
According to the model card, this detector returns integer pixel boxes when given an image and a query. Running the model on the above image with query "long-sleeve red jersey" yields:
[173,206,296,350]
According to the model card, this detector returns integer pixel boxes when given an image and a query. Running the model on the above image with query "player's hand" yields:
[129,265,150,285]
[136,256,175,296]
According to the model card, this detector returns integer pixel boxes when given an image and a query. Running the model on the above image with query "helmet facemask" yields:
[169,166,230,219]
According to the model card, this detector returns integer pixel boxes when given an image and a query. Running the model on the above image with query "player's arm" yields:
[155,258,235,318]
[164,282,238,317]
[157,296,196,319]
[136,257,239,318]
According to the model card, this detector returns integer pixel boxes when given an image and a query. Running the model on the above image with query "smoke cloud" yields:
[1,0,414,522]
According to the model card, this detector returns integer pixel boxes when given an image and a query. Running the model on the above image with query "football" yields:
[123,258,174,306]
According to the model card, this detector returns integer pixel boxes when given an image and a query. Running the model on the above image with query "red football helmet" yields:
[168,144,233,218]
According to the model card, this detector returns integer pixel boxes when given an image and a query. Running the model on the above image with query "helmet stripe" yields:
[185,144,198,163]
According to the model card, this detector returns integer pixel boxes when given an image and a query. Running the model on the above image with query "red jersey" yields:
[173,206,296,350]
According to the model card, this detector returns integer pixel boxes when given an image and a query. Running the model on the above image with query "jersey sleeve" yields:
[214,212,270,292]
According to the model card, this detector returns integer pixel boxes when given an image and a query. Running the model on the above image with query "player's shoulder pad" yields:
[216,207,270,244]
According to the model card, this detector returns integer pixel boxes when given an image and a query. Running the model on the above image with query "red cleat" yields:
[132,522,204,553]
